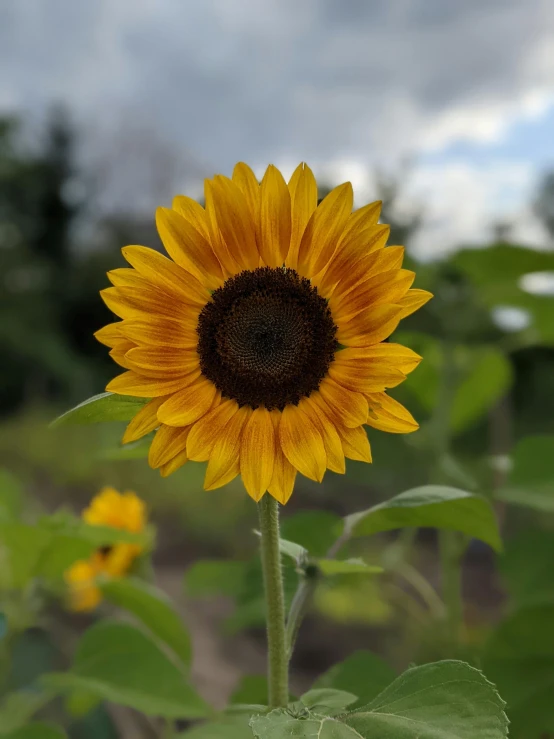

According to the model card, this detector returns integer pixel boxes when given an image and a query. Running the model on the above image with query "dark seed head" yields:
[197,267,338,410]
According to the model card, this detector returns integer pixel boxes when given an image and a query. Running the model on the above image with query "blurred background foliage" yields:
[1,108,554,737]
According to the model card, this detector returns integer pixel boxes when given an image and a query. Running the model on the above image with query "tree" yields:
[0,110,92,412]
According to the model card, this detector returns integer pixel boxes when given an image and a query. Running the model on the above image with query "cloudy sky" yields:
[2,0,554,256]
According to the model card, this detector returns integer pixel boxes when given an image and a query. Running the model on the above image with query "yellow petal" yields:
[397,289,433,318]
[204,406,251,490]
[279,404,326,482]
[332,269,415,322]
[366,392,419,433]
[94,322,125,348]
[337,344,422,375]
[107,371,194,397]
[160,447,189,477]
[340,222,390,256]
[204,179,240,276]
[123,397,165,443]
[100,286,192,322]
[302,397,345,474]
[259,165,291,267]
[65,561,102,612]
[336,304,404,347]
[210,175,259,271]
[121,318,199,349]
[156,207,224,289]
[297,182,353,278]
[268,410,297,504]
[286,162,318,269]
[172,195,211,240]
[376,245,406,271]
[187,399,240,461]
[240,406,275,500]
[124,346,200,378]
[325,245,405,302]
[109,343,136,370]
[121,245,209,306]
[317,377,368,428]
[157,378,219,426]
[101,543,140,577]
[232,162,260,223]
[329,361,406,394]
[107,268,145,288]
[339,201,382,246]
[149,424,192,468]
[82,487,145,534]
[337,424,372,462]
[317,234,397,299]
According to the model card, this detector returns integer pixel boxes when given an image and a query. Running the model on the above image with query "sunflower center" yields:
[197,267,338,410]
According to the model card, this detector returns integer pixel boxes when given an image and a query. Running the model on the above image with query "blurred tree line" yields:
[0,110,118,413]
[1,109,554,432]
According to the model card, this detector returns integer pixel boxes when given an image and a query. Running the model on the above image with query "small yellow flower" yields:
[64,559,103,613]
[96,163,432,504]
[65,487,146,612]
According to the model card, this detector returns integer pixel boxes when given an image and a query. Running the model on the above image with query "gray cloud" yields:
[1,0,553,250]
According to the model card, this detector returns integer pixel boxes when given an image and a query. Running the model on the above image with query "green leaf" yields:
[483,603,554,738]
[100,577,191,667]
[0,515,151,585]
[51,392,148,427]
[313,651,396,707]
[344,485,502,551]
[343,660,507,738]
[449,347,513,433]
[499,529,554,606]
[278,537,308,563]
[0,690,55,733]
[39,512,151,547]
[2,724,67,739]
[178,715,254,738]
[42,621,207,719]
[250,709,360,738]
[253,531,308,564]
[230,675,268,706]
[0,523,54,587]
[184,560,246,598]
[281,511,343,557]
[299,688,358,715]
[34,535,94,580]
[316,559,383,577]
[496,435,554,512]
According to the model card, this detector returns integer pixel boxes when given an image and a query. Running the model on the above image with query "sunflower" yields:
[96,163,431,504]
[65,487,146,612]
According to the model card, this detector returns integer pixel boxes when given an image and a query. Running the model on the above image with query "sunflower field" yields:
[1,116,554,739]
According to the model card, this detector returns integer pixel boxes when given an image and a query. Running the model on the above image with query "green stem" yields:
[285,573,318,659]
[258,495,289,708]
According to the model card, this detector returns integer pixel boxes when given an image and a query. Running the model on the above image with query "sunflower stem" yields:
[258,495,289,708]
